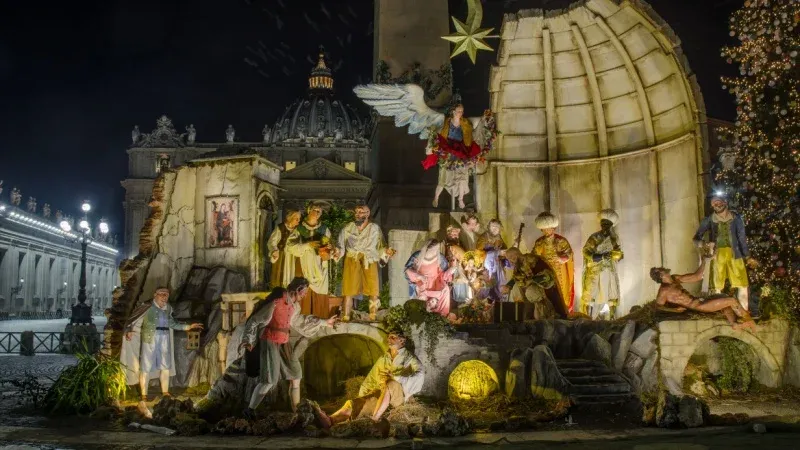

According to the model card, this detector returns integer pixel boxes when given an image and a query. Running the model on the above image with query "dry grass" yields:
[449,394,568,428]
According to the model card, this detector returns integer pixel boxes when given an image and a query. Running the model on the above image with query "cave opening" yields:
[301,334,385,402]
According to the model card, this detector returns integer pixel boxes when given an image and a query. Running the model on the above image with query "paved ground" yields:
[0,355,76,381]
[0,424,798,449]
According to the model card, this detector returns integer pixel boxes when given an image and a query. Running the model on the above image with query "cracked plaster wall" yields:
[192,160,257,279]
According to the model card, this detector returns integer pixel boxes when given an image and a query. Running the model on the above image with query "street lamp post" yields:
[10,278,23,312]
[59,200,109,325]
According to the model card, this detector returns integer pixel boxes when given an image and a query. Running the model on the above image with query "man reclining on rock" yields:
[313,332,424,427]
[650,257,756,331]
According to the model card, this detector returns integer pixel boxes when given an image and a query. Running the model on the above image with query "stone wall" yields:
[105,154,281,357]
[658,319,792,392]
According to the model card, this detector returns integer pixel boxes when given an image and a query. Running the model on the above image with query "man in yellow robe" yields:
[533,212,574,313]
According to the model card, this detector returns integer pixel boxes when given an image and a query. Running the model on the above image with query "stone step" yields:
[557,366,616,377]
[569,392,635,405]
[565,374,626,385]
[569,382,631,395]
[555,359,607,369]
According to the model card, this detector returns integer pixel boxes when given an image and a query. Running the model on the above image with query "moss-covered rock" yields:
[171,412,210,436]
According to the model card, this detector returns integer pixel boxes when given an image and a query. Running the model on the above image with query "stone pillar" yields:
[371,0,451,232]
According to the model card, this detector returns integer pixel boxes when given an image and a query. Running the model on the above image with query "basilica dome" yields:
[269,50,369,146]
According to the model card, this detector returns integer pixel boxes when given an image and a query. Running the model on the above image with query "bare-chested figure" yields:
[650,258,756,332]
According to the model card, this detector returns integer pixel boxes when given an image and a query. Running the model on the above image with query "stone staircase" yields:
[556,359,634,405]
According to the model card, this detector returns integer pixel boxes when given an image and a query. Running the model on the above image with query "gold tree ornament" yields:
[442,0,497,64]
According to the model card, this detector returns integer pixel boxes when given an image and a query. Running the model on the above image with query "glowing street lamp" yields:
[60,200,109,325]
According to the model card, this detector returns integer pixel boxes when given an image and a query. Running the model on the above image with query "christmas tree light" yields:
[717,0,800,314]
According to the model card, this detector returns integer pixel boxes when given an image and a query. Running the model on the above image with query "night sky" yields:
[0,0,739,247]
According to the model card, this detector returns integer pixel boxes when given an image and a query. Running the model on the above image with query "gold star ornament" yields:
[442,0,496,64]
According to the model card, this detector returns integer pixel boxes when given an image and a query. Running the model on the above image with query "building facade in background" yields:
[122,51,373,259]
[0,193,120,314]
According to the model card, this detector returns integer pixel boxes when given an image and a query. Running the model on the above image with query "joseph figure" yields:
[267,210,301,288]
[476,219,508,302]
[285,203,332,316]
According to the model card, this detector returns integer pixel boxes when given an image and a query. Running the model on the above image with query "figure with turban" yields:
[533,212,575,313]
[581,209,624,319]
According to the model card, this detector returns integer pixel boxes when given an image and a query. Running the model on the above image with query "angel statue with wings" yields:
[354,84,498,210]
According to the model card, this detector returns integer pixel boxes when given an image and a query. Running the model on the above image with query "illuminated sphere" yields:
[448,360,499,400]
[81,201,91,212]
[59,220,71,232]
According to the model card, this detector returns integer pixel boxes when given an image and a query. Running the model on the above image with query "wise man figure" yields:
[533,212,575,313]
[459,213,481,251]
[405,239,455,317]
[502,248,567,319]
[239,277,337,420]
[286,203,332,316]
[336,204,395,322]
[122,287,203,413]
[693,193,754,311]
[314,331,424,427]
[652,259,756,331]
[267,210,301,288]
[424,104,481,209]
[582,209,624,319]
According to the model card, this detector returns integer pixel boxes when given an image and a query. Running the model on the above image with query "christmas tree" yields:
[717,0,799,314]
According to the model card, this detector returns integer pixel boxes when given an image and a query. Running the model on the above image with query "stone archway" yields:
[680,325,781,388]
[293,323,388,402]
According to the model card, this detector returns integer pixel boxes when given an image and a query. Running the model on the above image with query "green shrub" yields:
[715,337,753,394]
[382,301,454,366]
[44,351,127,415]
[759,284,799,326]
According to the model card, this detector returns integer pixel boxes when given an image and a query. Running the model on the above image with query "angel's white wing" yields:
[353,84,445,139]
[469,116,488,148]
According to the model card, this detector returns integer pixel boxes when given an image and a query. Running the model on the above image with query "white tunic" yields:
[336,222,390,268]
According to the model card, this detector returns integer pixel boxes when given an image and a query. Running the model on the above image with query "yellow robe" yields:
[533,235,575,312]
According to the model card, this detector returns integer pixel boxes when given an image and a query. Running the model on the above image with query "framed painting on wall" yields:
[206,196,238,248]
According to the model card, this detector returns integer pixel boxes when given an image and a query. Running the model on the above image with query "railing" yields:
[0,331,104,354]
[0,309,106,321]
[0,311,66,321]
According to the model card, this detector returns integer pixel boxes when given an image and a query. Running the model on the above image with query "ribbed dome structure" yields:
[270,48,368,146]
[477,0,708,314]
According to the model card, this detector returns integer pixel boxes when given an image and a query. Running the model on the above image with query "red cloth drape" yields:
[420,135,483,170]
